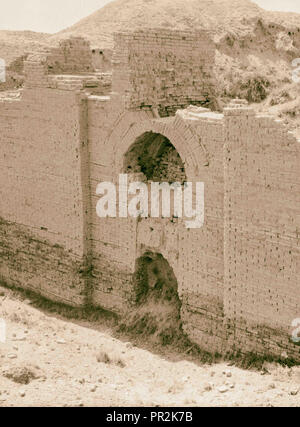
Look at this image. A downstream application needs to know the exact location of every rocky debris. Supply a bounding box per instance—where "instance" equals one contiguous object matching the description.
[2,364,43,385]
[1,289,300,407]
[290,388,299,396]
[12,333,27,342]
[96,351,126,368]
[276,32,297,53]
[204,382,214,392]
[53,0,300,50]
[7,354,17,360]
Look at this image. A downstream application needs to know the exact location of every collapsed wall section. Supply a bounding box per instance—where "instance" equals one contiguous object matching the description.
[112,29,217,116]
[46,37,94,75]
[24,40,111,95]
[91,48,113,72]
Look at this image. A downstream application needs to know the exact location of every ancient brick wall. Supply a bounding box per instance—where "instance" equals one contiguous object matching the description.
[0,32,299,361]
[112,29,217,115]
[224,100,300,359]
[91,48,112,72]
[87,101,154,313]
[46,37,94,75]
[87,101,225,350]
[0,87,89,305]
[24,53,111,96]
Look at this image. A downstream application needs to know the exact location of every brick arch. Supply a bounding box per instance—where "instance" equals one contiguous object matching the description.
[107,111,207,181]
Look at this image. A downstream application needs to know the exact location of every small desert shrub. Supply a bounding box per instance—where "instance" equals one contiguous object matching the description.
[225,351,297,370]
[2,365,42,385]
[226,35,235,47]
[96,351,126,368]
[228,75,271,103]
[270,91,291,106]
[96,351,111,364]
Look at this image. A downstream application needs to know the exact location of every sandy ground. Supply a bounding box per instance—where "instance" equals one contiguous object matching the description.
[0,287,299,408]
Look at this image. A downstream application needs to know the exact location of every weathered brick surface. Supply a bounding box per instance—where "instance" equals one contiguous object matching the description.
[91,48,112,72]
[0,86,89,305]
[223,100,300,360]
[46,37,94,75]
[112,29,217,114]
[0,218,86,306]
[0,32,299,360]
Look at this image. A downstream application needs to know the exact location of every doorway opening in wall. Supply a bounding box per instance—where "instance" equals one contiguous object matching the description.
[118,252,183,346]
[123,131,187,184]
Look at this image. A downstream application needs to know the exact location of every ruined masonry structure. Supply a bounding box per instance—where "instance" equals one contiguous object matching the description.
[0,31,299,361]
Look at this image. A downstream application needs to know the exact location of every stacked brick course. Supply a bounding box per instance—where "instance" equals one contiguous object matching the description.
[0,86,89,306]
[112,29,217,115]
[24,37,111,94]
[223,100,300,359]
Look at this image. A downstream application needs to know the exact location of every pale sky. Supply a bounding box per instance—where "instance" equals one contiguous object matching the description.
[0,0,299,34]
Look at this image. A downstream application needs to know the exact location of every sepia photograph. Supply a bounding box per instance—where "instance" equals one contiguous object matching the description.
[0,0,299,411]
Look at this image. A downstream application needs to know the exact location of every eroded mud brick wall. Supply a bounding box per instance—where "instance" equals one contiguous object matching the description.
[87,98,143,314]
[112,29,216,115]
[24,39,95,90]
[224,101,300,359]
[1,31,299,360]
[87,94,226,348]
[87,28,223,322]
[0,85,89,306]
[24,46,111,95]
[46,37,94,74]
[175,111,225,353]
[91,48,113,72]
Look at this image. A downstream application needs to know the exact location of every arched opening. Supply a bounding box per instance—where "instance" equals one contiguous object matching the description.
[119,252,183,346]
[123,131,187,184]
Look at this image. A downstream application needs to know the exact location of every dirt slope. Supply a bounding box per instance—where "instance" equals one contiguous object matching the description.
[51,0,300,47]
[0,31,49,65]
[52,0,264,47]
[0,287,299,407]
